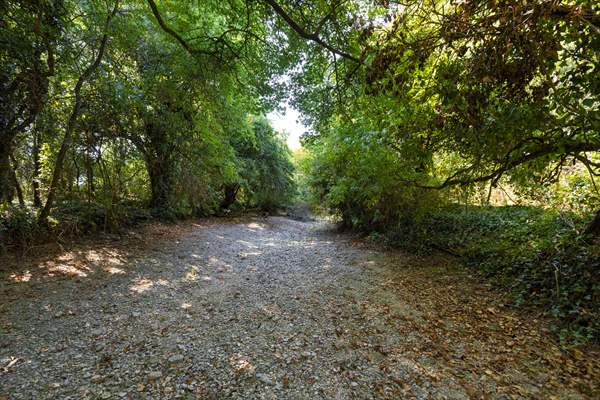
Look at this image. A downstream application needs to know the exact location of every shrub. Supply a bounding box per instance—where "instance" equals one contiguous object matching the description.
[387,205,600,344]
[0,205,39,251]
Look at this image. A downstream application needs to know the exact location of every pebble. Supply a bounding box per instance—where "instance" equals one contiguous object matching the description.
[168,354,184,364]
[255,373,274,386]
[148,371,162,380]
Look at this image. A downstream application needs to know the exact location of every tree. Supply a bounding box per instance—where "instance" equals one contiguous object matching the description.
[38,1,119,224]
[366,0,600,190]
[0,0,64,204]
[225,116,296,210]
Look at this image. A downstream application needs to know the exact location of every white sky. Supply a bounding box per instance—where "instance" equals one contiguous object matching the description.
[267,104,305,150]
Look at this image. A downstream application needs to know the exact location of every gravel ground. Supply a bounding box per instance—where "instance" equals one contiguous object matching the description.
[1,216,598,399]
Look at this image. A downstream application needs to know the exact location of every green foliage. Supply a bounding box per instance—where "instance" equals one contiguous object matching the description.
[0,206,39,251]
[291,148,311,202]
[52,201,151,235]
[1,0,298,230]
[304,106,441,230]
[294,0,600,344]
[2,0,599,346]
[235,116,296,210]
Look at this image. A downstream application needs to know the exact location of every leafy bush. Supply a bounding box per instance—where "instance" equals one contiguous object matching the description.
[305,120,441,231]
[0,205,39,251]
[227,116,297,211]
[52,201,151,235]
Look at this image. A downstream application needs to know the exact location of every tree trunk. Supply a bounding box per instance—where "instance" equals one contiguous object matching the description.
[584,210,600,237]
[86,158,94,202]
[85,139,95,202]
[9,154,25,206]
[221,184,239,209]
[32,130,42,207]
[0,138,15,205]
[147,158,174,210]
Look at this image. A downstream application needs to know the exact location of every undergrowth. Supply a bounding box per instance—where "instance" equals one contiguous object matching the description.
[382,205,600,345]
[0,201,151,253]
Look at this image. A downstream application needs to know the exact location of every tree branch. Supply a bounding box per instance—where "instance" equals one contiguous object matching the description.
[146,0,222,59]
[146,0,196,54]
[261,0,361,64]
[416,140,600,190]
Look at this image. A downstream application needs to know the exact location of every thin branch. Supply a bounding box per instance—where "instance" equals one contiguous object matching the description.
[261,0,361,64]
[146,0,195,54]
[416,141,600,190]
[145,0,220,59]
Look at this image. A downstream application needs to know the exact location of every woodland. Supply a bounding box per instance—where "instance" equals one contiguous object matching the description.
[1,0,600,347]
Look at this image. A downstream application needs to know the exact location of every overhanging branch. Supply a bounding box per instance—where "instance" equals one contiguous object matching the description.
[262,0,361,64]
[146,0,219,59]
[412,141,600,190]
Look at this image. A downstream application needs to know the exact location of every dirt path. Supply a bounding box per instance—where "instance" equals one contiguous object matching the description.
[1,217,598,399]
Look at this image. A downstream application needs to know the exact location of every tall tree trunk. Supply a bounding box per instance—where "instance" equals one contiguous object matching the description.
[147,158,174,210]
[72,147,80,197]
[32,130,42,207]
[86,157,94,202]
[0,137,15,205]
[137,118,177,211]
[9,154,25,206]
[38,3,118,224]
[85,139,95,203]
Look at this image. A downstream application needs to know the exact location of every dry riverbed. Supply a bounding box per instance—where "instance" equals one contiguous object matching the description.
[1,216,598,399]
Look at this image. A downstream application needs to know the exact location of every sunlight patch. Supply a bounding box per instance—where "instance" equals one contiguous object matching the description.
[236,240,258,249]
[246,222,264,230]
[104,267,125,275]
[82,249,125,267]
[240,251,262,257]
[130,278,153,293]
[9,271,32,282]
[44,260,88,277]
[185,266,200,282]
[229,354,255,374]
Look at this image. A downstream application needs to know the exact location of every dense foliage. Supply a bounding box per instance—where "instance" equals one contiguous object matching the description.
[1,0,296,244]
